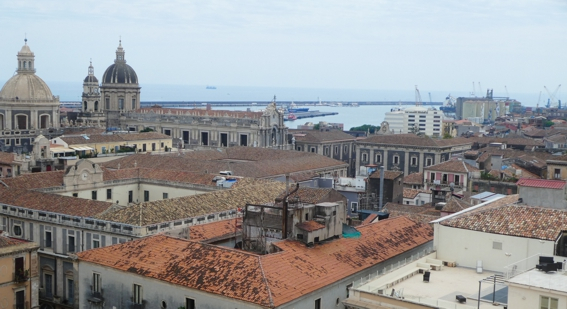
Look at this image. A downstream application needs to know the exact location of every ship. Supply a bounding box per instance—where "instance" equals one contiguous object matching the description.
[206,86,217,90]
[287,102,309,113]
[286,113,297,121]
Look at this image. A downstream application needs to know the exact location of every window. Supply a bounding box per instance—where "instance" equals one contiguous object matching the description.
[93,239,100,249]
[163,193,168,199]
[442,174,448,184]
[344,145,348,153]
[554,168,561,179]
[44,273,54,298]
[411,157,417,166]
[362,153,368,162]
[119,98,124,110]
[132,98,136,109]
[45,231,52,248]
[315,298,321,309]
[310,147,316,153]
[186,298,196,309]
[15,138,20,145]
[426,158,432,166]
[324,147,329,156]
[540,296,558,309]
[13,224,22,236]
[305,213,309,221]
[133,284,143,304]
[5,139,10,145]
[393,155,399,164]
[334,146,338,155]
[72,193,78,197]
[492,241,502,250]
[346,283,353,298]
[106,189,112,200]
[15,257,24,281]
[430,173,436,181]
[92,273,101,293]
[128,190,133,203]
[351,202,358,213]
[68,235,75,252]
[375,154,382,163]
[105,97,110,110]
[91,191,97,200]
[66,278,74,304]
[144,190,149,202]
[455,175,460,185]
[296,146,302,151]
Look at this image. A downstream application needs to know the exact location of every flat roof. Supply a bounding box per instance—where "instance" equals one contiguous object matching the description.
[508,268,567,293]
[353,254,502,308]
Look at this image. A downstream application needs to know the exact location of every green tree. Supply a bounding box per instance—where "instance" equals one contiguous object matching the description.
[140,127,154,132]
[349,124,380,134]
[313,123,320,130]
[443,133,453,139]
[544,120,554,128]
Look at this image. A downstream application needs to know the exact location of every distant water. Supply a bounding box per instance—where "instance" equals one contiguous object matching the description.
[3,81,542,106]
[224,105,400,131]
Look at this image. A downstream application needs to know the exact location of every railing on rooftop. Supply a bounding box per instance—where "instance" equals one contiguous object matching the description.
[503,253,542,279]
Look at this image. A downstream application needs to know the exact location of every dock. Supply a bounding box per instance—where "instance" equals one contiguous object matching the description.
[285,110,338,121]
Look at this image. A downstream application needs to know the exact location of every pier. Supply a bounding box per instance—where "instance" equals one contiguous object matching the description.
[285,110,338,121]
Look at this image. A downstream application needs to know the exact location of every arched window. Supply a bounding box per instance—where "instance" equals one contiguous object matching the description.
[94,101,99,111]
[84,101,88,111]
[28,61,32,69]
[375,154,382,163]
[23,61,26,68]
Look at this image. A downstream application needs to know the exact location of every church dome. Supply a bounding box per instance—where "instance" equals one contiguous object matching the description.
[0,74,54,101]
[101,41,138,85]
[84,75,99,83]
[0,40,56,102]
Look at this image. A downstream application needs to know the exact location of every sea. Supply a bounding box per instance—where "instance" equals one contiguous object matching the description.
[10,81,544,130]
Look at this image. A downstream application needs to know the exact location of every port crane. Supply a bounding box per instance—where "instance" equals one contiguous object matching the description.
[544,85,562,108]
[415,85,422,106]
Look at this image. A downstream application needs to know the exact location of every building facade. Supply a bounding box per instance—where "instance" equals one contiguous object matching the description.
[383,106,444,136]
[0,234,39,309]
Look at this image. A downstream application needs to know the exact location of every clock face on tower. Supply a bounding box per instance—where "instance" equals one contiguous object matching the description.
[81,172,89,181]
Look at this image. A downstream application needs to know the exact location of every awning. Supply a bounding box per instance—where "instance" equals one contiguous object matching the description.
[50,148,76,153]
[69,146,94,151]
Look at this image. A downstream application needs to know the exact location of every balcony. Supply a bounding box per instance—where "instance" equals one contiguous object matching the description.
[14,269,29,283]
[425,180,464,189]
[87,290,104,304]
[13,301,29,309]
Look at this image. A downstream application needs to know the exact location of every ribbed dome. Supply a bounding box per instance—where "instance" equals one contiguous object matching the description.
[0,73,54,101]
[102,63,138,84]
[84,75,99,83]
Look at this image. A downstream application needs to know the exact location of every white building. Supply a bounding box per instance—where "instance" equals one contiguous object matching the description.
[384,106,444,136]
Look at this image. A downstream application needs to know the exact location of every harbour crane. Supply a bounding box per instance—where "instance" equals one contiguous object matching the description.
[478,82,482,97]
[428,92,432,105]
[505,86,509,98]
[415,85,422,106]
[544,85,561,108]
[537,91,542,108]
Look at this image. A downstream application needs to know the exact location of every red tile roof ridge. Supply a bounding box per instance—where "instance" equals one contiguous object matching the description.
[516,178,566,189]
[257,257,275,308]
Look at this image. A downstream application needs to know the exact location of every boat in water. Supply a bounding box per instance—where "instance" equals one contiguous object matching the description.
[287,101,309,113]
[350,102,359,107]
[206,85,217,90]
[286,113,297,121]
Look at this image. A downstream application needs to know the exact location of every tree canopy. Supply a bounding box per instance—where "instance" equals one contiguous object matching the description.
[349,124,380,134]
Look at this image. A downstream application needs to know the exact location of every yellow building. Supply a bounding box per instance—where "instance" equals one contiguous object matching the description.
[0,233,39,309]
[52,132,173,156]
[547,156,567,180]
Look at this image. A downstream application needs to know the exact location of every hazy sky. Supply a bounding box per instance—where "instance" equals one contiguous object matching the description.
[0,0,565,101]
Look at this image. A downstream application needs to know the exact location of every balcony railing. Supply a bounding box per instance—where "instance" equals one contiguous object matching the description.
[14,269,29,283]
[426,180,464,188]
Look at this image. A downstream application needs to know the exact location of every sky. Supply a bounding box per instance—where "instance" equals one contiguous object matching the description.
[0,0,565,103]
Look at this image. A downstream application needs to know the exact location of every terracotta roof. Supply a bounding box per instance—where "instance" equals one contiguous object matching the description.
[1,171,65,190]
[0,152,18,165]
[58,132,171,145]
[441,197,472,213]
[368,170,403,180]
[440,204,567,241]
[404,172,423,185]
[403,188,428,199]
[509,164,540,179]
[78,216,432,307]
[295,220,325,232]
[383,202,440,217]
[0,235,27,248]
[103,148,347,179]
[0,189,112,217]
[189,218,240,242]
[516,178,566,189]
[134,107,263,120]
[424,160,479,173]
[360,213,378,225]
[95,179,287,225]
[277,187,344,205]
[291,129,357,143]
[360,134,473,148]
[468,137,545,147]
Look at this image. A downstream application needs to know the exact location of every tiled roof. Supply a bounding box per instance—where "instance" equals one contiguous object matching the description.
[1,171,65,190]
[102,147,348,179]
[516,178,566,189]
[360,213,378,225]
[59,132,171,145]
[424,160,479,173]
[291,129,357,143]
[440,204,567,241]
[468,137,545,147]
[277,187,343,205]
[134,107,263,120]
[189,219,240,242]
[509,164,540,179]
[403,188,428,199]
[368,170,403,180]
[0,152,18,165]
[360,134,473,148]
[0,189,112,217]
[404,172,423,185]
[95,179,287,225]
[441,197,472,213]
[102,167,218,186]
[383,202,440,217]
[0,235,27,248]
[295,220,325,232]
[78,216,432,307]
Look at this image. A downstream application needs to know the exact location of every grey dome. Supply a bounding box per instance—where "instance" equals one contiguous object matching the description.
[84,75,98,83]
[102,63,138,84]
